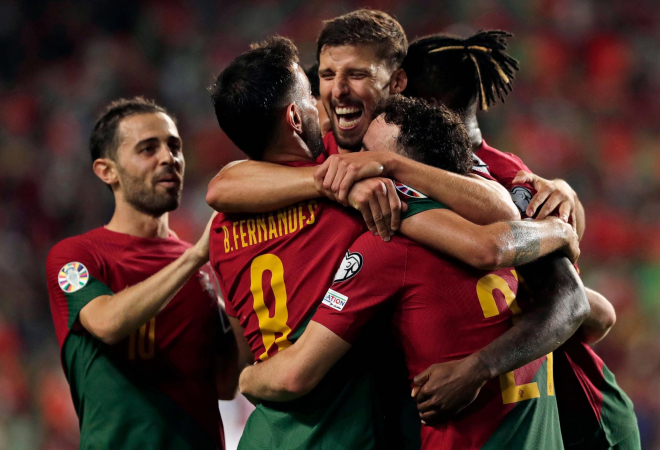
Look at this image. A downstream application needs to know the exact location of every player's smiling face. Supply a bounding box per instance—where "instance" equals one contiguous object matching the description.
[114,112,185,217]
[319,44,395,152]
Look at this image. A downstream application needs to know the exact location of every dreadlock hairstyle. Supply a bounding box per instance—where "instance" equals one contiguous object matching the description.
[402,30,519,113]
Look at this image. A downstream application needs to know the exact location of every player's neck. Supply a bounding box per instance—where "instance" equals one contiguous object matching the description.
[465,113,483,150]
[264,135,316,164]
[106,198,170,239]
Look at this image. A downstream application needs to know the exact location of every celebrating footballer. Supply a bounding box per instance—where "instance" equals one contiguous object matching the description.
[44,6,641,450]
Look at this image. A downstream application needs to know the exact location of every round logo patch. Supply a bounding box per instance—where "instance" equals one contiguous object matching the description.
[58,262,89,293]
[334,251,363,283]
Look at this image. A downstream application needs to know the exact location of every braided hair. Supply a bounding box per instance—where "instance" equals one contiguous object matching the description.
[403,30,519,113]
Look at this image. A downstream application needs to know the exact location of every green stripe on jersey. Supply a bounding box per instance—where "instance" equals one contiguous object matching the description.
[401,198,448,220]
[62,333,216,449]
[65,275,113,329]
[482,358,563,450]
[600,365,640,448]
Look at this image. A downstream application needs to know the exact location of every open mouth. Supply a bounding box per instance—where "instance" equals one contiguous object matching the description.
[335,106,363,130]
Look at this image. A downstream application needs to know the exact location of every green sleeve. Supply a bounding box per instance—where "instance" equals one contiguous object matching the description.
[401,198,448,220]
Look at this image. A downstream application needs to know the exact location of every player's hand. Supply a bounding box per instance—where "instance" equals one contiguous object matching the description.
[191,212,218,264]
[411,356,489,426]
[347,178,408,242]
[512,171,578,228]
[314,152,396,204]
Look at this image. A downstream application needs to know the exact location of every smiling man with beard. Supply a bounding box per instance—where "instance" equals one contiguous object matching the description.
[46,97,238,450]
[206,9,521,239]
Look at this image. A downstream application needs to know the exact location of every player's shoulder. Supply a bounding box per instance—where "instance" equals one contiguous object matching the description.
[47,228,105,263]
[477,140,530,172]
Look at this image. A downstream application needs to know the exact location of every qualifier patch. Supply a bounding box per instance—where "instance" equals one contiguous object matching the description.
[334,251,363,283]
[58,262,89,293]
[394,182,427,199]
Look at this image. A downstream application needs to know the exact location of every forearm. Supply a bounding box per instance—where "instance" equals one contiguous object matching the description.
[80,248,206,344]
[389,156,519,224]
[475,254,589,378]
[239,352,306,402]
[400,210,573,270]
[206,161,319,213]
[579,287,616,345]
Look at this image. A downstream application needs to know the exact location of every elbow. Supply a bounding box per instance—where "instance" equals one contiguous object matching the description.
[279,369,316,398]
[469,234,505,270]
[571,288,591,329]
[206,176,229,212]
[91,324,124,345]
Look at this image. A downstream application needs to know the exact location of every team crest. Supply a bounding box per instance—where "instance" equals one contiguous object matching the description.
[334,251,363,283]
[394,182,427,199]
[510,186,533,217]
[58,262,89,293]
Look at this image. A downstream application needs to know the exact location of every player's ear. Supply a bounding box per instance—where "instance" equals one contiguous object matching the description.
[389,68,407,94]
[93,158,119,187]
[286,102,303,135]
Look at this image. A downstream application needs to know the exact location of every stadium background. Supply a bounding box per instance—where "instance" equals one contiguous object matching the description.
[1,0,659,448]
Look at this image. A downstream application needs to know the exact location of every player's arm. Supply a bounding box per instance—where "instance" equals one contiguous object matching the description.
[413,253,590,425]
[512,171,586,239]
[206,160,404,242]
[316,151,520,225]
[239,321,351,402]
[206,160,320,213]
[578,287,616,345]
[400,208,579,270]
[79,215,215,345]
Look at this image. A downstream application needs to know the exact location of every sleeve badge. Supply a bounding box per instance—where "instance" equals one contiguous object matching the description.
[333,251,363,283]
[58,262,89,293]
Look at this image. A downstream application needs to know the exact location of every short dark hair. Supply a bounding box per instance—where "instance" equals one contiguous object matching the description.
[403,30,519,113]
[317,9,407,70]
[209,36,300,160]
[373,96,472,175]
[305,63,320,98]
[90,97,173,162]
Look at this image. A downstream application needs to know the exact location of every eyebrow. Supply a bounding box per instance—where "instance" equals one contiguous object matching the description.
[135,136,180,148]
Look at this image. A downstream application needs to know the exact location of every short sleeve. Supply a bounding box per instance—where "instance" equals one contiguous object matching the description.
[394,181,448,220]
[312,233,405,344]
[46,239,114,344]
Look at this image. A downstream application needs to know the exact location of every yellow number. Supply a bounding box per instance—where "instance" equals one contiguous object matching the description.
[128,318,156,360]
[476,271,553,404]
[250,254,292,361]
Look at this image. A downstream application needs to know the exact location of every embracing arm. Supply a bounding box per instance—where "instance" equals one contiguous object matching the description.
[399,209,579,270]
[79,216,215,345]
[206,160,320,213]
[412,253,589,424]
[388,155,520,224]
[579,287,616,345]
[475,254,590,378]
[239,321,351,402]
[316,152,519,225]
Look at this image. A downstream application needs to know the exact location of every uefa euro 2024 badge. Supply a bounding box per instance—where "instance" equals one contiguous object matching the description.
[58,262,89,293]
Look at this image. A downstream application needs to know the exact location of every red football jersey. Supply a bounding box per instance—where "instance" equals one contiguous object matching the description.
[208,170,365,361]
[472,140,639,447]
[475,139,537,217]
[313,233,561,449]
[46,227,224,449]
[323,131,340,156]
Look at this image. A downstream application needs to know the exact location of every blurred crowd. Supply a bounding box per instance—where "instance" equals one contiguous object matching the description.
[1,0,659,448]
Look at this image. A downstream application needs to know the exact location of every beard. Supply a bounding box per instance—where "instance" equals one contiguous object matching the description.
[117,165,183,217]
[300,112,325,160]
[331,124,363,152]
